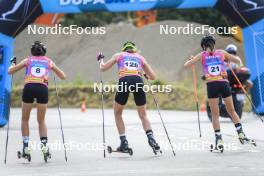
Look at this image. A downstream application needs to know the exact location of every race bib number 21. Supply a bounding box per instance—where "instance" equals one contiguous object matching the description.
[208,65,221,76]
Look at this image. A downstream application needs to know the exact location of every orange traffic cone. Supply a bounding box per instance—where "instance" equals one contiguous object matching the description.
[81,97,87,112]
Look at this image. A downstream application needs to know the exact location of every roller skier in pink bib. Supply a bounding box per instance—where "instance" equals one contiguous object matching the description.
[8,41,66,161]
[97,41,161,155]
[184,35,256,152]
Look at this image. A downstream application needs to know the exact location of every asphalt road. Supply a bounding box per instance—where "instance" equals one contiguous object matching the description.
[0,108,263,176]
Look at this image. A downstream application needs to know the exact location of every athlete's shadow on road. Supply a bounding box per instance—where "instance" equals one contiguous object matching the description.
[210,150,260,157]
[111,155,163,161]
[17,161,60,167]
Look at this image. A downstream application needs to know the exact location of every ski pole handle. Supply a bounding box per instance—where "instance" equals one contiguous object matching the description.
[97,52,105,62]
[10,57,16,65]
[143,73,149,80]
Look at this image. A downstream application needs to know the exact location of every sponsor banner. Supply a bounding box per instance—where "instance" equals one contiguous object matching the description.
[39,0,183,13]
[178,0,217,8]
[243,19,264,113]
[0,0,43,37]
[215,0,264,28]
[0,34,14,127]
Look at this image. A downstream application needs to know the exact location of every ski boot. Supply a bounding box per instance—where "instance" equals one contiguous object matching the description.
[210,136,224,153]
[238,132,256,147]
[108,139,133,156]
[41,144,51,163]
[148,137,162,155]
[116,139,133,155]
[18,146,31,162]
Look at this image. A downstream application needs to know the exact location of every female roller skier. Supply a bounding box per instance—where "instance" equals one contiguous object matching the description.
[184,35,256,151]
[8,41,66,161]
[97,41,161,154]
[225,44,253,92]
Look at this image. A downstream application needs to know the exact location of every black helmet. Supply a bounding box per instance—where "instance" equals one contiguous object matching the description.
[122,41,137,52]
[225,44,237,55]
[201,35,216,51]
[31,41,46,56]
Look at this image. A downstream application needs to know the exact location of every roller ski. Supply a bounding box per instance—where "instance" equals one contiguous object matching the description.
[210,137,224,153]
[238,132,257,147]
[17,147,31,162]
[107,146,133,156]
[148,137,162,155]
[41,145,51,163]
[107,139,133,156]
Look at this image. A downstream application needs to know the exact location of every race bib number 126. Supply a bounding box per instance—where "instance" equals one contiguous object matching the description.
[124,61,139,70]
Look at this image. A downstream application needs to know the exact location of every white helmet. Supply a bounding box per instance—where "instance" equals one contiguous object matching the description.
[225,44,237,55]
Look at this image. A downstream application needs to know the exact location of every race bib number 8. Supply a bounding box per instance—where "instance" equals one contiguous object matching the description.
[124,61,139,70]
[31,66,46,77]
[208,65,221,76]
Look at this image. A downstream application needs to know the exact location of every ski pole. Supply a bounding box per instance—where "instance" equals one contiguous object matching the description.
[4,57,16,164]
[53,76,68,162]
[97,53,106,158]
[144,75,176,156]
[4,75,13,164]
[192,65,202,137]
[227,64,264,122]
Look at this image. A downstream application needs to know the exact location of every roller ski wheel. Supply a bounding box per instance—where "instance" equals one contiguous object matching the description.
[17,148,31,162]
[43,152,51,163]
[17,151,21,159]
[150,143,162,155]
[41,146,51,163]
[107,146,133,156]
[210,140,224,153]
[238,135,257,147]
[152,148,162,155]
[148,138,162,155]
[210,144,213,152]
[107,146,112,154]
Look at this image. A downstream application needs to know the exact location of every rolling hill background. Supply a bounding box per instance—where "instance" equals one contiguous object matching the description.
[13,20,244,84]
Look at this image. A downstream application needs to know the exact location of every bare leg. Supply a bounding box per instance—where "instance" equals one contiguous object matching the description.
[113,102,125,135]
[224,96,255,144]
[37,103,48,137]
[245,80,253,92]
[21,102,33,137]
[208,98,224,148]
[21,102,33,154]
[208,98,220,131]
[114,102,130,150]
[223,96,241,124]
[137,105,160,150]
[37,103,49,155]
[137,105,151,131]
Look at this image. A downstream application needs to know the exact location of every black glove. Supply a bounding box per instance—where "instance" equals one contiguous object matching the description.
[143,74,149,80]
[96,52,104,61]
[10,57,17,65]
[201,75,206,81]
